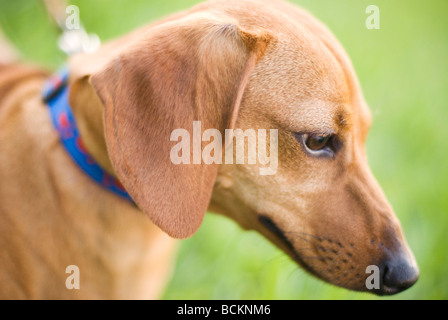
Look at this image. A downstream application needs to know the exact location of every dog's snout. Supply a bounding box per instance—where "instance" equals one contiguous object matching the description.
[378,253,419,295]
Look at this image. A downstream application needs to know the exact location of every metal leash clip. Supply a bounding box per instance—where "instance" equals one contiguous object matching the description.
[43,0,100,55]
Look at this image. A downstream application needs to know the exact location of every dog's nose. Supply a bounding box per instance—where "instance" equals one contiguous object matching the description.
[379,254,419,295]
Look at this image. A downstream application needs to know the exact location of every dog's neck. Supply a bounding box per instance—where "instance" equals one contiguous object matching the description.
[65,28,149,177]
[67,73,115,176]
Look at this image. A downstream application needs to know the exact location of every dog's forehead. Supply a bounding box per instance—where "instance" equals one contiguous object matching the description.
[249,30,352,132]
[274,4,372,134]
[246,13,370,135]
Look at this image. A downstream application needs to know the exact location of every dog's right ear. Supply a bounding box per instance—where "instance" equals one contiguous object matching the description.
[90,14,271,239]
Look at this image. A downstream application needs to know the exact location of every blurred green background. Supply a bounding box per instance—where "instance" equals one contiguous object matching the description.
[0,0,446,300]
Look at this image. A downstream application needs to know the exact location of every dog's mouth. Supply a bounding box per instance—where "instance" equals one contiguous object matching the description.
[258,214,367,291]
[257,215,322,279]
[257,214,419,295]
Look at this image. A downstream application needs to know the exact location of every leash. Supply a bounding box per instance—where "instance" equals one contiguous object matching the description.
[41,1,134,203]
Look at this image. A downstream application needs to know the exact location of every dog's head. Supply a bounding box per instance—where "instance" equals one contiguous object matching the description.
[86,0,418,295]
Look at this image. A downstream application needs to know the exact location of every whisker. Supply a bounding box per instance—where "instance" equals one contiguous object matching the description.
[283,232,322,247]
[299,256,328,261]
[294,247,315,252]
[284,230,335,243]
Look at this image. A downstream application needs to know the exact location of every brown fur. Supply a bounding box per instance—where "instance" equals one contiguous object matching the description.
[0,0,417,299]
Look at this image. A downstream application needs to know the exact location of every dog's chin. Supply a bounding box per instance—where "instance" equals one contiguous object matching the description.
[257,214,420,296]
[257,215,379,295]
[257,215,322,279]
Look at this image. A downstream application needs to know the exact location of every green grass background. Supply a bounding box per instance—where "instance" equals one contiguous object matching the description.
[1,0,446,300]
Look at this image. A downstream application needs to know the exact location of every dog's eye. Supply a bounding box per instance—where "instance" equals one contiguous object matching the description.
[306,134,331,151]
[296,133,340,158]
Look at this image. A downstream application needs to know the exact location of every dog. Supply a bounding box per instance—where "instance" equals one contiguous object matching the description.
[0,0,418,299]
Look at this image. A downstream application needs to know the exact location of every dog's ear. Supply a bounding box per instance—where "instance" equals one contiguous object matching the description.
[90,14,271,238]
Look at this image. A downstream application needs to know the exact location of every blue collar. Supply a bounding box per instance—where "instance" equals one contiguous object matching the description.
[43,67,134,203]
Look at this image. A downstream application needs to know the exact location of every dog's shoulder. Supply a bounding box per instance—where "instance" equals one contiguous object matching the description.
[0,63,47,107]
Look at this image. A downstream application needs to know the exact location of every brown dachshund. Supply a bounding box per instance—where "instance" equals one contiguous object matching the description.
[0,0,418,299]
